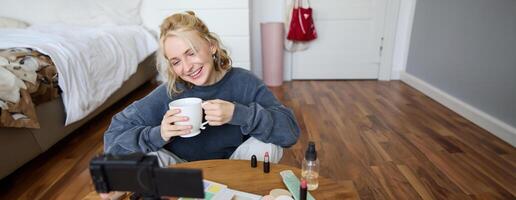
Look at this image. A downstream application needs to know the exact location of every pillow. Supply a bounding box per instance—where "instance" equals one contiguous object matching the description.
[0,17,29,28]
[0,0,142,26]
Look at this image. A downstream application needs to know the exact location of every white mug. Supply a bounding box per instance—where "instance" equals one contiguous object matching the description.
[168,97,209,138]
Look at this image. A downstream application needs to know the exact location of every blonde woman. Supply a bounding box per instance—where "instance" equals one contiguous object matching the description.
[103,12,300,167]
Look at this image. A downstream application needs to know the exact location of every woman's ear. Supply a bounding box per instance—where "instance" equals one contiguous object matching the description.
[209,43,217,55]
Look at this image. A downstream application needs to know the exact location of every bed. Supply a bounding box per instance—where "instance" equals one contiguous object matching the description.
[0,0,158,179]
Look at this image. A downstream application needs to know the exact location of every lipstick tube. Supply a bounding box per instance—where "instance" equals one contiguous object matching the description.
[264,152,270,173]
[300,180,307,200]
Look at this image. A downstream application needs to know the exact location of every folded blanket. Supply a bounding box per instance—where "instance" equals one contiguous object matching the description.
[0,48,59,128]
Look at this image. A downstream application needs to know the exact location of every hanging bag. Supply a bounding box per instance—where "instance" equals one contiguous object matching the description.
[284,0,309,52]
[287,0,317,41]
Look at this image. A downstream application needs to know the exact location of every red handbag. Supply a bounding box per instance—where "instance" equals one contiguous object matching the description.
[287,0,317,41]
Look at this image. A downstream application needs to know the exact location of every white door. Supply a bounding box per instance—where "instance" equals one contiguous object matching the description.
[292,0,388,79]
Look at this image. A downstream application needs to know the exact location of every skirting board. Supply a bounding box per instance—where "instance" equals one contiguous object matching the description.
[400,72,516,147]
[391,70,402,80]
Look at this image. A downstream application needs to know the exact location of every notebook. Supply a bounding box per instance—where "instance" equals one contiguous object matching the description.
[179,180,262,200]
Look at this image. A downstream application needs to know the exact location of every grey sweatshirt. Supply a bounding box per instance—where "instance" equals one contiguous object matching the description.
[104,68,300,161]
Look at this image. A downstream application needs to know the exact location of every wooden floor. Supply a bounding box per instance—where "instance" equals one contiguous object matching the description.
[0,80,514,200]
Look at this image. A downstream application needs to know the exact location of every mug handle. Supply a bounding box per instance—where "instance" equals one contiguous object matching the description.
[200,101,209,130]
[200,121,209,130]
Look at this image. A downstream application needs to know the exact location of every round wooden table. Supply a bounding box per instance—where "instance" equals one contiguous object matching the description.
[172,160,359,199]
[83,160,359,199]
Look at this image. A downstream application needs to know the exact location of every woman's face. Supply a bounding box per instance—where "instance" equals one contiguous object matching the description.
[164,32,216,86]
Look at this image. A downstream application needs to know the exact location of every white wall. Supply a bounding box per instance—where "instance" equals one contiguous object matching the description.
[392,0,416,79]
[250,0,287,79]
[141,0,251,70]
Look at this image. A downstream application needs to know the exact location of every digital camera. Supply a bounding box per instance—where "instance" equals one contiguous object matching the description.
[89,153,204,199]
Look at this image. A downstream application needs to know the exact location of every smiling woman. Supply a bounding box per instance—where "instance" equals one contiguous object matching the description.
[163,30,221,87]
[158,11,233,94]
[103,11,301,172]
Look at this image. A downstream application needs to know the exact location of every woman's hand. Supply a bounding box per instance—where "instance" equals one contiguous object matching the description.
[99,191,126,200]
[160,109,193,141]
[202,99,235,126]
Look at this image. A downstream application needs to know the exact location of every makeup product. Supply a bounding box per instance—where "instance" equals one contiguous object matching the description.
[251,155,257,168]
[261,195,275,200]
[301,142,319,190]
[276,195,294,200]
[269,188,292,197]
[279,170,315,200]
[264,152,270,173]
[300,180,307,200]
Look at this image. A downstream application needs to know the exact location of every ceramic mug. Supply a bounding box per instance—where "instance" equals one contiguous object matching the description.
[168,97,208,138]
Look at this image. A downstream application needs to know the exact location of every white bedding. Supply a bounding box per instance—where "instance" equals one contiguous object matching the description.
[0,25,158,125]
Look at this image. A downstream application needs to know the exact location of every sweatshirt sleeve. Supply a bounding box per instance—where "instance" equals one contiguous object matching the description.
[104,104,166,154]
[103,86,169,154]
[229,82,300,147]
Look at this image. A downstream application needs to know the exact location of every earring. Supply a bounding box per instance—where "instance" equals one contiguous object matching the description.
[212,54,219,66]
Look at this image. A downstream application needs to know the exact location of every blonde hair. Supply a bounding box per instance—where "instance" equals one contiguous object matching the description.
[157,11,232,96]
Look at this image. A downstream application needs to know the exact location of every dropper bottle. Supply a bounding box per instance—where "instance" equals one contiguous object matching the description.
[301,141,319,190]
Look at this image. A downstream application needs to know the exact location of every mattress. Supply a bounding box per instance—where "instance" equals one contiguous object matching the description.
[0,24,158,125]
